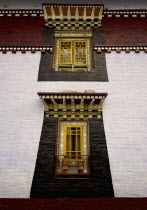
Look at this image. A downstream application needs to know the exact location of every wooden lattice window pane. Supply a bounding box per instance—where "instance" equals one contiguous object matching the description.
[64,126,82,160]
[74,41,87,65]
[59,41,72,65]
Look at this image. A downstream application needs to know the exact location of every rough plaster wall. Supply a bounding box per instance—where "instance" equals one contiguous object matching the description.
[104,52,147,197]
[0,51,147,197]
[0,52,43,198]
[0,0,147,9]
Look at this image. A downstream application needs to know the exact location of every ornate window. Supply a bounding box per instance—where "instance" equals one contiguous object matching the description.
[64,126,82,160]
[43,4,103,73]
[38,91,107,178]
[58,40,88,71]
[54,31,93,72]
[55,120,90,176]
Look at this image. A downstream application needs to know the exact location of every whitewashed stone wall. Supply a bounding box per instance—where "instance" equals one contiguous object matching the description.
[0,51,147,197]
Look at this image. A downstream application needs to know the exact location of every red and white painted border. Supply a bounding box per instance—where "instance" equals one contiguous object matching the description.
[0,10,43,17]
[0,9,147,17]
[0,46,147,53]
[103,10,147,17]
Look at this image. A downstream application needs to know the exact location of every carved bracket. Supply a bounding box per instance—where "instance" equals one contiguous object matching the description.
[38,91,107,119]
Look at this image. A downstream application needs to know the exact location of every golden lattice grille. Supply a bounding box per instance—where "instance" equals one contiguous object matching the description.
[64,126,82,160]
[58,40,87,67]
[59,41,72,65]
[74,41,87,65]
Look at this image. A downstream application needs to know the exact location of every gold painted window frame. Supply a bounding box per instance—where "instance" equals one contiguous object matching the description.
[56,120,90,174]
[58,120,89,157]
[54,31,92,72]
[64,125,83,161]
[74,41,87,66]
[58,40,88,66]
[58,41,72,65]
[57,39,89,71]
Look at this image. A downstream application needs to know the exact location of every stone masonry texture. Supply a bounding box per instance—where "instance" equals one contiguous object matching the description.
[93,28,104,45]
[30,117,114,198]
[42,27,54,46]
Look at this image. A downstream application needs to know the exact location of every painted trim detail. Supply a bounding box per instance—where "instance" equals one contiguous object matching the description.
[38,92,107,119]
[0,9,147,17]
[0,46,147,53]
[43,4,103,29]
[103,10,147,17]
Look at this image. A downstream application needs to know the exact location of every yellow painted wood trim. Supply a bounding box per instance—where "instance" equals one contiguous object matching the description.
[58,40,72,65]
[63,125,83,157]
[74,40,87,66]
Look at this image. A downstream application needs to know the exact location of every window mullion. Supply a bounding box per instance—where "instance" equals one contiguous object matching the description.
[64,126,66,156]
[80,127,82,156]
[70,128,71,159]
[76,128,77,159]
[72,41,74,71]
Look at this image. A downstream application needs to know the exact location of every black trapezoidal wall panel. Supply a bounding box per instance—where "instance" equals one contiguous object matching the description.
[30,118,114,198]
[38,28,108,81]
[38,51,108,81]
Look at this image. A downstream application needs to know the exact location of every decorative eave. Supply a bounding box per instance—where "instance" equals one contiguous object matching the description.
[0,46,52,53]
[1,46,147,53]
[94,46,147,53]
[0,9,43,16]
[38,91,107,119]
[0,9,147,17]
[103,10,147,17]
[43,4,103,30]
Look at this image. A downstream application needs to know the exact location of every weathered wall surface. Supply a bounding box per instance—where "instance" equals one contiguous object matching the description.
[0,51,147,197]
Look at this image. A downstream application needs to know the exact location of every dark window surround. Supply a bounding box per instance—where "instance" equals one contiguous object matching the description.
[30,118,114,198]
[38,51,108,81]
[54,120,91,179]
[38,27,108,81]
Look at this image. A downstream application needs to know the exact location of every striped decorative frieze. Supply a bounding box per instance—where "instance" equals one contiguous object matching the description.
[38,91,107,119]
[0,10,43,16]
[0,46,147,53]
[0,9,147,17]
[43,4,103,30]
[0,46,52,53]
[103,10,147,17]
[94,46,147,53]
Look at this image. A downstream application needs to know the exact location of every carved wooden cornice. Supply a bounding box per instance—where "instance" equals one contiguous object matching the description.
[43,4,103,29]
[38,91,107,119]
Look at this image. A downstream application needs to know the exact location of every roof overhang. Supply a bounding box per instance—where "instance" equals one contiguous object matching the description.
[43,4,104,30]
